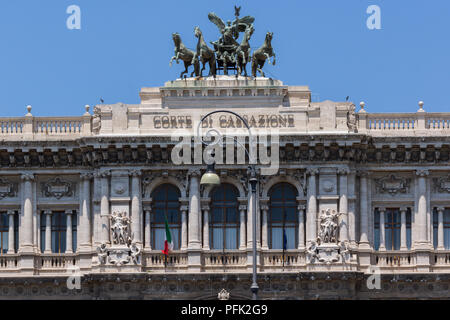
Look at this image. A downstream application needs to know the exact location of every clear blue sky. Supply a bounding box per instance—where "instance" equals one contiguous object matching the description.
[0,0,449,116]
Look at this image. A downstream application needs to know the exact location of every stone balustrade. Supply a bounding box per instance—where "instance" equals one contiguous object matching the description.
[0,106,91,141]
[0,255,19,271]
[432,251,450,269]
[203,251,247,271]
[374,251,417,271]
[359,112,450,135]
[143,251,188,271]
[261,250,306,271]
[36,254,78,273]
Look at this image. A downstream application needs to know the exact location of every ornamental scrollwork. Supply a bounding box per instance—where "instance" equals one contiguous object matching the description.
[41,177,74,199]
[0,178,18,199]
[374,175,411,196]
[433,175,450,193]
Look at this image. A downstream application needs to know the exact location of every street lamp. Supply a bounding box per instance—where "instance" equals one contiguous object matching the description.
[197,110,259,300]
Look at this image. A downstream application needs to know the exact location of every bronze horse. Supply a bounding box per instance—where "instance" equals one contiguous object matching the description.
[169,33,199,78]
[193,26,217,77]
[251,32,276,77]
[235,24,254,77]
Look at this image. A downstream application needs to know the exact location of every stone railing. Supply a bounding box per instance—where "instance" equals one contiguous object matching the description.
[373,251,417,272]
[358,109,450,136]
[0,106,91,141]
[261,250,306,271]
[143,251,188,271]
[203,251,247,271]
[36,254,79,273]
[432,251,450,271]
[0,255,19,271]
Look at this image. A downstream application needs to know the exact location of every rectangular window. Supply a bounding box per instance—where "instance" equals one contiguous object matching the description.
[434,208,450,250]
[374,208,411,251]
[0,213,8,254]
[48,211,66,254]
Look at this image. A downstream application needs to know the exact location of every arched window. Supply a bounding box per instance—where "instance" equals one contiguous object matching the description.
[268,183,298,249]
[210,184,239,250]
[151,184,181,251]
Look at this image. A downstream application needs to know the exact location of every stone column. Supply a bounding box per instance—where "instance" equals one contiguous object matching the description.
[246,182,260,248]
[306,168,318,244]
[180,204,188,250]
[416,169,429,246]
[414,169,431,271]
[239,204,247,250]
[202,204,210,250]
[260,203,269,250]
[378,207,386,251]
[65,210,73,253]
[100,170,110,244]
[188,169,201,249]
[7,210,15,254]
[400,207,408,250]
[298,205,306,249]
[144,206,151,249]
[358,171,370,248]
[79,173,92,251]
[437,207,445,250]
[187,169,201,271]
[130,170,142,245]
[44,210,52,253]
[338,168,349,242]
[20,174,34,253]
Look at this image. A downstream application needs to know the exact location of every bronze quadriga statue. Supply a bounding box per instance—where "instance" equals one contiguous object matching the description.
[170,6,275,78]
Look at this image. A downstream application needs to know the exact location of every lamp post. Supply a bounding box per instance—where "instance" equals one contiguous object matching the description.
[197,110,259,300]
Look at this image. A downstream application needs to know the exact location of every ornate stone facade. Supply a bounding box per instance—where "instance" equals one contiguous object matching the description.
[0,76,450,299]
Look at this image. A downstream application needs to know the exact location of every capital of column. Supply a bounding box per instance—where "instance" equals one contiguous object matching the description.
[65,209,74,215]
[180,205,189,212]
[337,168,350,175]
[7,210,15,216]
[400,207,409,213]
[297,204,306,211]
[43,210,52,216]
[436,207,445,213]
[21,173,34,182]
[356,170,370,178]
[260,204,268,211]
[188,168,201,177]
[80,172,93,180]
[100,170,111,178]
[306,168,319,176]
[129,169,142,177]
[201,205,210,212]
[416,169,430,177]
[378,207,386,213]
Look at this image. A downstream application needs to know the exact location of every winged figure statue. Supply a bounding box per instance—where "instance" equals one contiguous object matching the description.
[208,6,254,47]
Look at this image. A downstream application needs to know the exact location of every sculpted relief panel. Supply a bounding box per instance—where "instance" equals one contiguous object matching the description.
[41,177,75,199]
[433,175,450,193]
[374,175,411,196]
[0,178,18,199]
